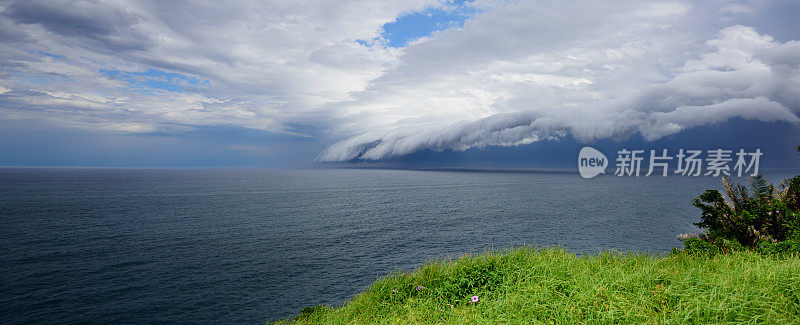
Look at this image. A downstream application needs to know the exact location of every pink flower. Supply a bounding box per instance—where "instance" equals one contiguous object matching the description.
[471,296,479,303]
[392,289,397,292]
[416,286,423,291]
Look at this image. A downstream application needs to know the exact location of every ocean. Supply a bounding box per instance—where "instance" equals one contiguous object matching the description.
[0,167,794,323]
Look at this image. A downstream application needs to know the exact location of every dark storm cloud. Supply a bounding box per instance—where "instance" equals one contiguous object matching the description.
[317,3,800,161]
[4,0,151,51]
[0,0,798,165]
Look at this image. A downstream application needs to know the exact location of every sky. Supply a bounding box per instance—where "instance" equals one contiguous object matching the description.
[0,0,799,167]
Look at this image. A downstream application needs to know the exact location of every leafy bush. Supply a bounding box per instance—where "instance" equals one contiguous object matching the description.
[432,259,503,304]
[293,305,329,321]
[683,237,720,255]
[756,239,800,255]
[685,145,800,254]
[363,254,505,308]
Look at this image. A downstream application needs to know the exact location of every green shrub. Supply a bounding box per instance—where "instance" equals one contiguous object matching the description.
[687,144,800,253]
[293,305,329,321]
[683,237,720,255]
[431,258,503,304]
[717,238,747,254]
[757,239,800,255]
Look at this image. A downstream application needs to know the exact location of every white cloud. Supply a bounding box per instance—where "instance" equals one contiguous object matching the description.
[0,0,798,163]
[634,2,689,17]
[0,0,444,133]
[317,3,800,161]
[720,4,754,14]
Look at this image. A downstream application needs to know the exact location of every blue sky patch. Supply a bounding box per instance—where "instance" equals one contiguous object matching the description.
[370,0,480,48]
[37,51,66,59]
[99,68,207,93]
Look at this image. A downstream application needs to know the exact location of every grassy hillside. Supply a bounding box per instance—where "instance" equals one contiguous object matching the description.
[282,248,800,324]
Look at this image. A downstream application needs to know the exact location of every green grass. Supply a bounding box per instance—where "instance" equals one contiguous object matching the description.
[280,247,800,324]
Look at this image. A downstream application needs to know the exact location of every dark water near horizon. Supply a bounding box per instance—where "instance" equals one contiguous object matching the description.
[0,167,795,323]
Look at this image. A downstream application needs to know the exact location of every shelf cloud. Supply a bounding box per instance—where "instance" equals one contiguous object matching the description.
[317,5,800,161]
[1,0,799,164]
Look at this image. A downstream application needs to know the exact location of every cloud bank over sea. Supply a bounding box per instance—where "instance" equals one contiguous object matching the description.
[1,1,799,165]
